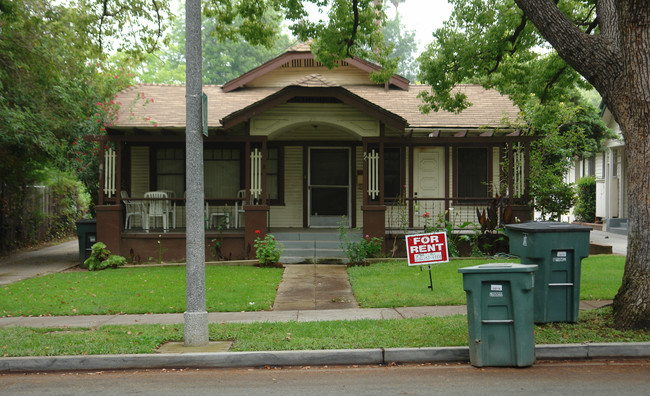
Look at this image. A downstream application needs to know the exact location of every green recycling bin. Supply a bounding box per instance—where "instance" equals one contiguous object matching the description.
[459,263,538,367]
[506,222,591,323]
[75,219,97,264]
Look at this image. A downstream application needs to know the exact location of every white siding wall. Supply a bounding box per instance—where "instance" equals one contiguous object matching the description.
[130,147,150,198]
[269,146,303,227]
[247,65,371,88]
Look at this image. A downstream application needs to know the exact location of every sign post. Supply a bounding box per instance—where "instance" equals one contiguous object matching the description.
[405,232,450,291]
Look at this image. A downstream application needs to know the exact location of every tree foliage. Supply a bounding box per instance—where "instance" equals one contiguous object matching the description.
[138,9,294,85]
[203,0,395,79]
[0,0,142,252]
[419,0,650,329]
[417,0,613,219]
[381,11,418,81]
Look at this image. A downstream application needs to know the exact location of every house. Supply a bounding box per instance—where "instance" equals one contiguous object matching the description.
[92,42,535,262]
[565,106,627,233]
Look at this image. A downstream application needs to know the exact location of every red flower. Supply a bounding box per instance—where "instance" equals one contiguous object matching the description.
[423,212,430,218]
[255,230,261,235]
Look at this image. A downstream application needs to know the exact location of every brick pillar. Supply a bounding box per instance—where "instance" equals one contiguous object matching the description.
[243,204,269,259]
[95,205,122,255]
[362,204,386,252]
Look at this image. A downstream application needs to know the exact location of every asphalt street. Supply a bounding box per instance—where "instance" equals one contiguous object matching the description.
[1,361,649,395]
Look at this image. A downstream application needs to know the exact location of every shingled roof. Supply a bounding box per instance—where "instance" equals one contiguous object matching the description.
[109,83,518,131]
[108,43,519,132]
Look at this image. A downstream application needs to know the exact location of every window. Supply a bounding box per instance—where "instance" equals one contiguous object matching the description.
[267,147,283,204]
[204,148,242,198]
[457,148,488,198]
[384,147,402,199]
[155,147,184,197]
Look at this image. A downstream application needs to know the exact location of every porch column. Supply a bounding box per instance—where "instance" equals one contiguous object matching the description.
[361,137,386,251]
[244,204,269,259]
[362,204,386,251]
[95,205,121,255]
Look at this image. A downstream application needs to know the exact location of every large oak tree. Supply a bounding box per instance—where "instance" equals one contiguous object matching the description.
[511,0,648,329]
[418,0,647,329]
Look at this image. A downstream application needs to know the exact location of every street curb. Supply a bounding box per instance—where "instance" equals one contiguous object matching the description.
[2,343,649,373]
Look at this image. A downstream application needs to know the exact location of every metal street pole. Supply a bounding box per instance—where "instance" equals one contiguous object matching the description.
[184,0,208,346]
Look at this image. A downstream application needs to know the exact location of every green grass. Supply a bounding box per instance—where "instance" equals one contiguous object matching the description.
[0,255,626,318]
[0,266,283,317]
[580,255,625,300]
[1,307,648,357]
[348,258,518,308]
[348,255,626,308]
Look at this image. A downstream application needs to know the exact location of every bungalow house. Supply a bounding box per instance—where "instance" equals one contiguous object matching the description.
[93,42,534,262]
[564,106,627,234]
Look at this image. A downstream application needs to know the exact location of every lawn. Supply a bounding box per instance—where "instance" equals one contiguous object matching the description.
[0,266,283,317]
[348,255,626,308]
[1,307,648,357]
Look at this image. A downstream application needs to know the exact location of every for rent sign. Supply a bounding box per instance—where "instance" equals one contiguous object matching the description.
[405,232,450,266]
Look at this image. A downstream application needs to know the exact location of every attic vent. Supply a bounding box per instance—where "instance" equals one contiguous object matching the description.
[287,97,342,104]
[281,59,348,68]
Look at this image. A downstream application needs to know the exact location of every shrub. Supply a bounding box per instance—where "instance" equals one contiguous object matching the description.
[338,224,383,265]
[253,230,283,267]
[574,176,597,222]
[84,242,126,271]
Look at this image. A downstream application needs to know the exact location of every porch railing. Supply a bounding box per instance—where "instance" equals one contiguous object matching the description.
[386,197,526,233]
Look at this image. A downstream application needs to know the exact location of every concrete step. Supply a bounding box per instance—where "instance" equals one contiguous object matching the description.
[275,230,360,264]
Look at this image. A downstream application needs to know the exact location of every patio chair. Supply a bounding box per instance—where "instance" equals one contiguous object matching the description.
[235,189,246,228]
[121,191,146,230]
[205,202,230,230]
[144,191,169,232]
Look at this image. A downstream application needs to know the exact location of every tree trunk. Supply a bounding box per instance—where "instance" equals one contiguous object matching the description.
[514,0,650,329]
[611,0,650,329]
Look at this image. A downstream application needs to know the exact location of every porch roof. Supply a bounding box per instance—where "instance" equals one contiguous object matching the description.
[108,83,519,133]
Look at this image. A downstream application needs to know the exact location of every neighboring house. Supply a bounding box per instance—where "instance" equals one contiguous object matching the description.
[93,42,535,261]
[562,106,628,235]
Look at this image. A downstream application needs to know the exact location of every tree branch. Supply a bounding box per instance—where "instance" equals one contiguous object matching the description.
[540,65,567,103]
[513,0,622,97]
[343,0,360,57]
[486,12,527,74]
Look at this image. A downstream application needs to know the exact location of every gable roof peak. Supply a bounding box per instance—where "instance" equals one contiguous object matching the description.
[286,40,313,53]
[293,73,339,88]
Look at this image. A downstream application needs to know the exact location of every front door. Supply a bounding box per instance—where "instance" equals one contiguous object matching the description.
[414,147,445,217]
[308,148,350,227]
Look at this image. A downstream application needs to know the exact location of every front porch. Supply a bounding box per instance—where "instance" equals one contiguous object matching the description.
[96,189,532,263]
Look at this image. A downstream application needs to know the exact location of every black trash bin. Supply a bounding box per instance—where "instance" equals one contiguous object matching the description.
[505,221,591,323]
[75,219,97,264]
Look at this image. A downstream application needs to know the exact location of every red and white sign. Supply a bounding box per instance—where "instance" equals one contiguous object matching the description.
[405,232,450,266]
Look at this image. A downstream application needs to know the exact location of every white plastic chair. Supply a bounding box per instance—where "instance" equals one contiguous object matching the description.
[121,191,146,230]
[235,189,246,228]
[144,191,169,232]
[159,190,176,229]
[205,202,230,229]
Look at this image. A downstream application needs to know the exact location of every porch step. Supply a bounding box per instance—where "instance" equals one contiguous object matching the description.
[273,230,361,264]
[606,218,628,236]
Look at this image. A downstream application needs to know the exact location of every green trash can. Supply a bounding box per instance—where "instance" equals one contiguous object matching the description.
[75,219,97,264]
[505,222,591,323]
[458,263,538,367]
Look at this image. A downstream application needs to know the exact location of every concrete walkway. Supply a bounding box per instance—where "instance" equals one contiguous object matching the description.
[273,264,359,310]
[0,240,78,286]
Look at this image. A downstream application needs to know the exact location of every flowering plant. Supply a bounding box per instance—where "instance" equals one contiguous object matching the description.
[253,230,283,267]
[338,223,383,265]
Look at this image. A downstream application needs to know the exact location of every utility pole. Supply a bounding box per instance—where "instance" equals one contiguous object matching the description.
[184,0,208,346]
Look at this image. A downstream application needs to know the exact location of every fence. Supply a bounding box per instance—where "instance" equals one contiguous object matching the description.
[386,197,507,232]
